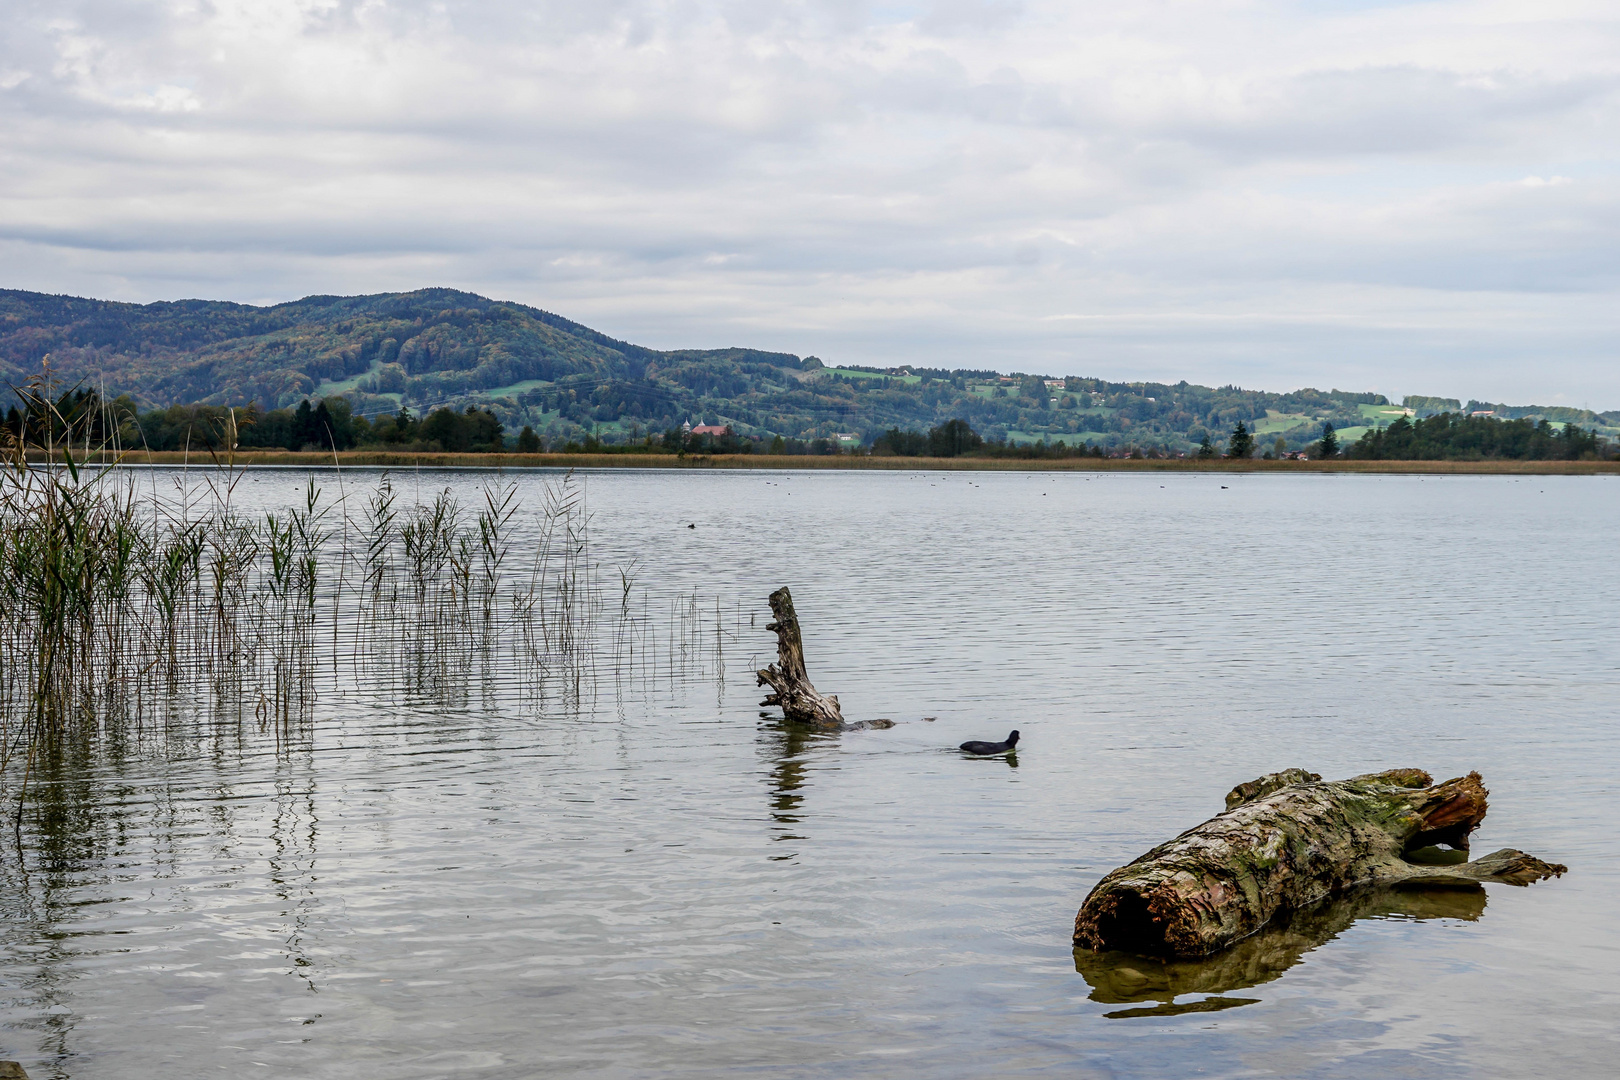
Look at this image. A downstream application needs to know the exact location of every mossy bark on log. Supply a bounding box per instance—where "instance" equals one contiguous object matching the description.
[1074,768,1567,958]
[756,587,848,730]
[1224,768,1322,810]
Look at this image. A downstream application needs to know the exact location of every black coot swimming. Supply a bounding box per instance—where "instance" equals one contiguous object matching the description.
[959,730,1019,756]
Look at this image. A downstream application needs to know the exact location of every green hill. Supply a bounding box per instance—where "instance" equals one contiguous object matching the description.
[3,287,1615,452]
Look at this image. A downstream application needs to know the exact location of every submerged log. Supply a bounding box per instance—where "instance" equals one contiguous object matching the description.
[1073,768,1567,958]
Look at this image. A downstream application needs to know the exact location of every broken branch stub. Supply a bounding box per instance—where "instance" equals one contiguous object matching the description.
[756,586,846,730]
[1073,768,1567,959]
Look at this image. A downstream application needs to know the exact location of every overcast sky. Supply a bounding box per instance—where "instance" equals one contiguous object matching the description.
[3,1,1617,405]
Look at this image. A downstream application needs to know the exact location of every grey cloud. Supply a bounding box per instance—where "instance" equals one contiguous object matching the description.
[1,0,1617,403]
[920,0,1025,35]
[1161,66,1619,158]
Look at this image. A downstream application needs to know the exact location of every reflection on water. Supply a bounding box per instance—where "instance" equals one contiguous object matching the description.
[1075,887,1489,1018]
[760,718,827,855]
[0,469,1614,1080]
[268,757,324,997]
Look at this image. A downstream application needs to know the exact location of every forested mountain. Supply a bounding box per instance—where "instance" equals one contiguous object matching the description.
[0,287,795,414]
[3,287,1616,453]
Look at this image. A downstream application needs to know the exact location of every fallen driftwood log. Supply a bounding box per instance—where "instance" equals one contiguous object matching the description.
[1073,768,1566,958]
[757,587,892,731]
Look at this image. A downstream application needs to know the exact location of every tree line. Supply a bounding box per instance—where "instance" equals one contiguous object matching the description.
[1,391,510,454]
[1199,415,1610,460]
[7,386,1612,463]
[0,387,862,458]
[1346,414,1604,461]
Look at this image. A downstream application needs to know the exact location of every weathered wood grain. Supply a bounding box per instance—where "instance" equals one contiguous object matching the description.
[1074,768,1567,958]
[756,587,851,730]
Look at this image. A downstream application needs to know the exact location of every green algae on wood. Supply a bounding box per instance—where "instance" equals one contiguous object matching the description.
[1074,769,1567,959]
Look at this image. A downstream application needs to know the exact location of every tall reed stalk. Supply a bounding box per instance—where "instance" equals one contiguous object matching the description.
[2,378,731,826]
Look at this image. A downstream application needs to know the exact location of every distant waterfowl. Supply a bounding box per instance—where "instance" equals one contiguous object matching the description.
[959,730,1019,756]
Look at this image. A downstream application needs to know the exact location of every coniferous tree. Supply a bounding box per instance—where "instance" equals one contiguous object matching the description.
[394,407,418,443]
[289,400,316,450]
[312,401,336,450]
[1196,434,1214,458]
[1317,422,1339,458]
[1227,421,1254,459]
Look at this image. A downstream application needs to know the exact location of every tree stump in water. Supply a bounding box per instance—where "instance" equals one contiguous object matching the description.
[757,587,891,731]
[1073,768,1567,958]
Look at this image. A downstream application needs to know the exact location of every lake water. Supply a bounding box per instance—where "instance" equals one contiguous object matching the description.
[2,468,1617,1078]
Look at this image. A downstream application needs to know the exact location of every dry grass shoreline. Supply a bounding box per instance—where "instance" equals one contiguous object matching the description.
[28,450,1620,474]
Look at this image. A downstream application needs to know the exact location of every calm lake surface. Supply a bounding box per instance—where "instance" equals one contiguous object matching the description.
[2,468,1617,1078]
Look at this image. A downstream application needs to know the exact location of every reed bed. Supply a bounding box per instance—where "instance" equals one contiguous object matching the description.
[0,437,743,819]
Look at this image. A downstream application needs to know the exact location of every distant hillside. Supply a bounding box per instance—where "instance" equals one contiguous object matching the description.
[3,287,1615,452]
[0,286,797,411]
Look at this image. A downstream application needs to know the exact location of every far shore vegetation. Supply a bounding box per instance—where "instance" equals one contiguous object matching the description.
[8,289,1620,459]
[7,381,1615,473]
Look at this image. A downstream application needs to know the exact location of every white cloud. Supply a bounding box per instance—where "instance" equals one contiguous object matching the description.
[1,0,1618,402]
